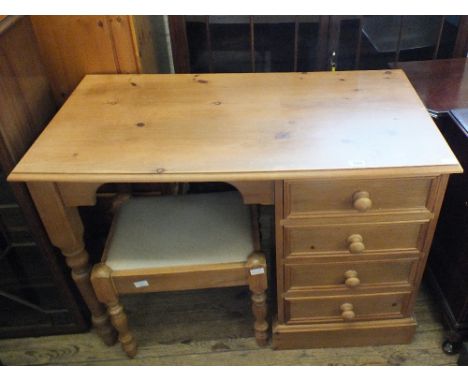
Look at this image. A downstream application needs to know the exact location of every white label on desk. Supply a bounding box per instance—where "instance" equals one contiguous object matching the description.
[133,280,150,288]
[250,268,265,276]
[348,159,366,167]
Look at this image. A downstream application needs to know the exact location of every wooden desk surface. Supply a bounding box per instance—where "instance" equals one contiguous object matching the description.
[395,58,468,115]
[8,70,461,183]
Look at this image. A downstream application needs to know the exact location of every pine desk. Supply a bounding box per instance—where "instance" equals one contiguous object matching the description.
[8,71,462,349]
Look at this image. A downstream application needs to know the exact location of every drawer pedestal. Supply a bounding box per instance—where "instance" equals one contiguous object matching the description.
[273,175,449,349]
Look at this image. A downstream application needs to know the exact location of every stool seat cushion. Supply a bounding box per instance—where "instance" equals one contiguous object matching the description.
[104,192,254,270]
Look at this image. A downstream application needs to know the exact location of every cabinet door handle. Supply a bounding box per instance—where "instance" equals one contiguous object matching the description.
[344,270,360,287]
[347,234,365,253]
[340,303,355,321]
[353,191,372,211]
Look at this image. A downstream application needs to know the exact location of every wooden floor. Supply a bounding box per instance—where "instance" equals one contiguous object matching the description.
[0,282,457,366]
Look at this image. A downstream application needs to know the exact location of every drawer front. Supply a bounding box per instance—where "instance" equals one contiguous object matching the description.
[284,221,424,257]
[285,292,410,324]
[285,177,433,218]
[284,257,418,291]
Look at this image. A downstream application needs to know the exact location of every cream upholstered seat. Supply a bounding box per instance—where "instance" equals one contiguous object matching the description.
[105,192,254,270]
[91,191,269,358]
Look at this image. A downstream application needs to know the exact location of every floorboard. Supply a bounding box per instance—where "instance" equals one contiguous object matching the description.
[0,282,457,366]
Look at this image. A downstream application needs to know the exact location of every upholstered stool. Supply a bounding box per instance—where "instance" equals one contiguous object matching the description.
[91,191,268,358]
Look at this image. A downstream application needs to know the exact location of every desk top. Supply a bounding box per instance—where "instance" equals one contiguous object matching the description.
[394,58,468,115]
[8,70,461,183]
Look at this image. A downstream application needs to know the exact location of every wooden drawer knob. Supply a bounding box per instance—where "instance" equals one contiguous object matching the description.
[353,191,372,212]
[347,234,365,254]
[344,270,360,288]
[340,303,355,321]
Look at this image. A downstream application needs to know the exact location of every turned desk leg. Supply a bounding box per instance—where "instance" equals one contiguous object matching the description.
[247,251,269,346]
[27,182,117,346]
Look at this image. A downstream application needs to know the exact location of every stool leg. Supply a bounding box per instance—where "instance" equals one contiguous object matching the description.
[247,251,269,346]
[91,263,137,358]
[107,300,137,358]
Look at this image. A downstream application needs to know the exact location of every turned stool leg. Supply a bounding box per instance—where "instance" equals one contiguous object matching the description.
[247,251,269,346]
[107,300,137,358]
[91,263,137,358]
[65,246,116,345]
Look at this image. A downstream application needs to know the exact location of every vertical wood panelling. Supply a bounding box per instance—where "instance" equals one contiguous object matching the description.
[105,16,140,74]
[432,16,445,60]
[205,16,213,73]
[31,16,139,105]
[250,16,255,72]
[394,16,404,64]
[328,16,341,69]
[129,16,160,74]
[293,17,299,72]
[168,16,191,73]
[453,16,468,57]
[354,17,363,69]
[316,16,330,71]
[0,16,56,165]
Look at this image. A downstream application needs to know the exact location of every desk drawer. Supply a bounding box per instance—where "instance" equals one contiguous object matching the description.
[285,292,410,324]
[284,221,424,257]
[285,178,433,218]
[284,257,419,291]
